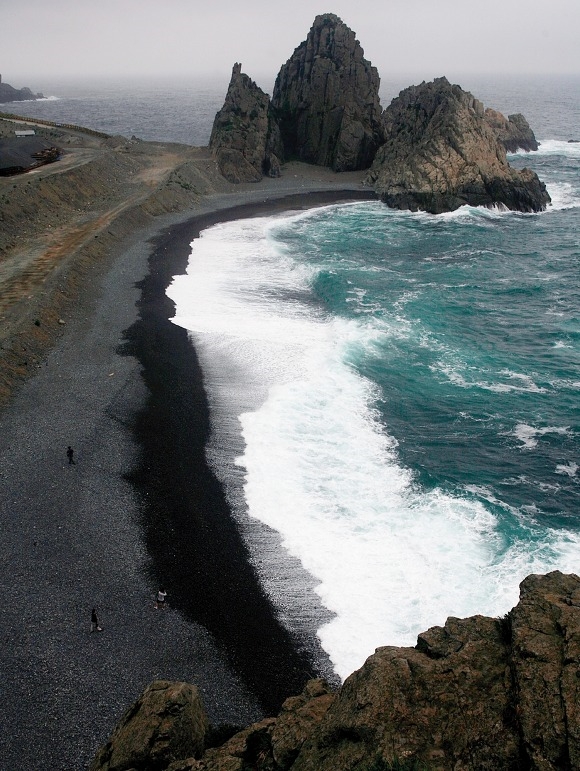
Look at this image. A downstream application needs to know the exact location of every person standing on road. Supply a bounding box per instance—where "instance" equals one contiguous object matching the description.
[67,446,76,465]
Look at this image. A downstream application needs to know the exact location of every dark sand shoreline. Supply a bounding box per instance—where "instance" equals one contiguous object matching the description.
[0,185,375,770]
[123,190,378,713]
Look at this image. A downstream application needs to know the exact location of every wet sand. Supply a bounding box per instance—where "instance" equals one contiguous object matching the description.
[0,174,375,770]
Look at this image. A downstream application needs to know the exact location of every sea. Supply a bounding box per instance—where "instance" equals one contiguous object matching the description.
[9,73,580,680]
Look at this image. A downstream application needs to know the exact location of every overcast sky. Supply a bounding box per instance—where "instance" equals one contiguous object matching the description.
[3,0,579,89]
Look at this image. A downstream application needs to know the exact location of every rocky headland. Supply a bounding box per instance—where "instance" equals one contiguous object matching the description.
[209,15,548,214]
[90,572,580,771]
[0,78,44,103]
[209,13,385,181]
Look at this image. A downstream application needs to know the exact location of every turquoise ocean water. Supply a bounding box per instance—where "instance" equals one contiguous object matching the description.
[12,73,580,679]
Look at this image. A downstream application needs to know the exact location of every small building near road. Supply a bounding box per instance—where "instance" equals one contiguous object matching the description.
[0,136,60,176]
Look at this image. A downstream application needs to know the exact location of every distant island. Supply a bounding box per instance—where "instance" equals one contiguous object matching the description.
[0,75,44,103]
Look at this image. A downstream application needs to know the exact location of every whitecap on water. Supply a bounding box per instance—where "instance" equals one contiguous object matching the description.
[545,182,580,211]
[531,139,580,158]
[556,462,578,477]
[434,362,548,394]
[512,423,572,450]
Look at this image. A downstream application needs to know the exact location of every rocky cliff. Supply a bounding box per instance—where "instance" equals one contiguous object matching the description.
[209,63,283,183]
[271,13,384,171]
[90,571,580,771]
[366,78,549,214]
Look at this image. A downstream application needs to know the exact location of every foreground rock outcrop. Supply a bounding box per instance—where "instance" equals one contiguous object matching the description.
[271,13,384,171]
[209,63,283,183]
[91,571,580,771]
[366,77,550,214]
[90,681,208,771]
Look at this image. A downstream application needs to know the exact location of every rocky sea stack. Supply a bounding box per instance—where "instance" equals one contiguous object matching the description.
[91,572,580,771]
[209,63,283,183]
[366,77,550,214]
[271,13,385,171]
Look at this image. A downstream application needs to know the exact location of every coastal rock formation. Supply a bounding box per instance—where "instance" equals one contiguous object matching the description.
[89,680,208,771]
[91,572,580,771]
[209,17,548,213]
[485,108,540,152]
[271,13,384,171]
[209,63,282,183]
[366,77,550,214]
[0,79,44,103]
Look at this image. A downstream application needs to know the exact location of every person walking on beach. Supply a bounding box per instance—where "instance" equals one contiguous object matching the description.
[67,446,76,465]
[155,587,167,609]
[90,608,102,632]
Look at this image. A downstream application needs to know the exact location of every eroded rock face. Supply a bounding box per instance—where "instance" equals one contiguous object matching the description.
[91,573,580,771]
[270,678,335,769]
[367,77,550,213]
[289,571,580,771]
[165,680,334,771]
[510,573,580,770]
[90,680,208,771]
[485,108,540,152]
[209,63,282,183]
[271,13,384,171]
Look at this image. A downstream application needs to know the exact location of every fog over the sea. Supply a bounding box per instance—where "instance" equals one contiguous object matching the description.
[3,0,579,92]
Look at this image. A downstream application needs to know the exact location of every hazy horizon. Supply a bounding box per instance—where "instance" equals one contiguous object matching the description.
[3,0,579,92]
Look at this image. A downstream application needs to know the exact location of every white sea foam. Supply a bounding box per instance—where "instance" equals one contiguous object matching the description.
[556,462,578,477]
[167,207,580,680]
[532,139,580,158]
[419,204,513,224]
[435,362,548,394]
[9,95,59,102]
[545,182,580,211]
[513,423,572,450]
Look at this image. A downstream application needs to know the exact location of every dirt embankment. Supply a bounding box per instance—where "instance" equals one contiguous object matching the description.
[0,118,237,405]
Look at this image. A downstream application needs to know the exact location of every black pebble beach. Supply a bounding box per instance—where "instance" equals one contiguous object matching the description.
[0,185,374,770]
